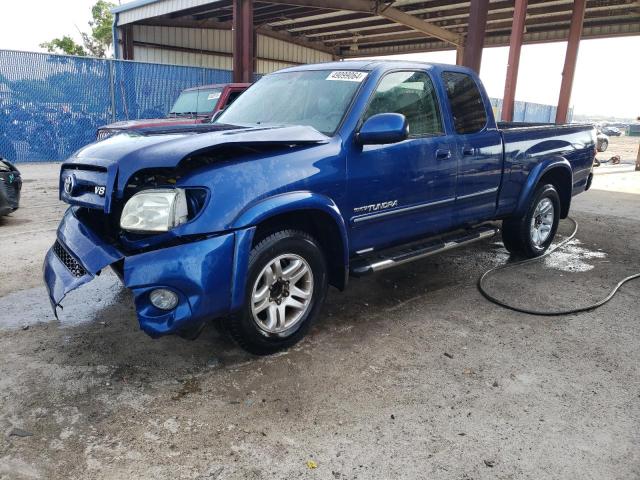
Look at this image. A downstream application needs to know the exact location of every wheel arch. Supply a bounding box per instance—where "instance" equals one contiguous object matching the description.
[515,157,573,219]
[229,192,350,311]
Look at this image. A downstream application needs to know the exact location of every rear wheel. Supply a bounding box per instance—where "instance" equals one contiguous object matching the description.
[501,184,560,258]
[599,139,608,152]
[227,230,328,355]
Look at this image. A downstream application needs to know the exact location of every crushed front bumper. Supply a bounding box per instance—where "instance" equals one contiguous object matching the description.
[43,208,236,337]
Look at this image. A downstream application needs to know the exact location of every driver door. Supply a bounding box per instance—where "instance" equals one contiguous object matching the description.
[347,70,457,253]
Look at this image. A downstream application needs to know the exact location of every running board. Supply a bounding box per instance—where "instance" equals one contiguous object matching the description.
[350,225,499,277]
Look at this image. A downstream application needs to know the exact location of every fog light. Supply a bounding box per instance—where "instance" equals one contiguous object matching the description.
[149,289,178,310]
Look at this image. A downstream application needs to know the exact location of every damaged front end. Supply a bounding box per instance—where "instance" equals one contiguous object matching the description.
[44,207,235,337]
[43,124,328,337]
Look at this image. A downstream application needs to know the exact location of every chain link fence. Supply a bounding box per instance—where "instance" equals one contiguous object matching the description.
[0,50,232,163]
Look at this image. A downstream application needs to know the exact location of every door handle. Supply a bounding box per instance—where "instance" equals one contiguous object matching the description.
[435,148,451,160]
[462,146,475,156]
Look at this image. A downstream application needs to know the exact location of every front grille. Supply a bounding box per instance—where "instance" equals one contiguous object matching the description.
[96,129,119,141]
[53,241,88,278]
[60,166,109,212]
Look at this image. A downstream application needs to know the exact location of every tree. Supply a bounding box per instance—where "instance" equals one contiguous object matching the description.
[40,1,116,58]
[40,36,87,57]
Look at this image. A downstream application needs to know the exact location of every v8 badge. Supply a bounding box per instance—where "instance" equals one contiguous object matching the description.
[94,186,106,197]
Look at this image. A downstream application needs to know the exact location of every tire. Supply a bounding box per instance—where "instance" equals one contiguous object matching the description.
[227,229,328,355]
[599,139,608,152]
[501,184,561,258]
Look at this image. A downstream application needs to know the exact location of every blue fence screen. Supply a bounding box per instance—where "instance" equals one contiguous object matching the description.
[489,97,573,124]
[0,50,232,162]
[1,49,573,163]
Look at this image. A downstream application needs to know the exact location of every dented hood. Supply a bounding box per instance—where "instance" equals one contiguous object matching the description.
[100,117,201,130]
[65,123,330,196]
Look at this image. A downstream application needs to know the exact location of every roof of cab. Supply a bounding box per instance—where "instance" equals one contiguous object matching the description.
[275,59,475,76]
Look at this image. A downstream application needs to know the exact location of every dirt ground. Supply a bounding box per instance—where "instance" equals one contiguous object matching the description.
[0,136,639,479]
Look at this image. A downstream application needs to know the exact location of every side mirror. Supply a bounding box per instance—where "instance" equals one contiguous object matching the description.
[356,113,409,145]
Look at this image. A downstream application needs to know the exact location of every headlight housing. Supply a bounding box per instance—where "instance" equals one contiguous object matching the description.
[120,189,189,232]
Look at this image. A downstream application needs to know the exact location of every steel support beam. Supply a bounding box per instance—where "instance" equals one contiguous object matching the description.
[265,0,461,45]
[501,0,528,121]
[233,0,254,83]
[462,0,490,72]
[555,0,586,123]
[456,44,464,65]
[257,25,337,55]
[378,6,461,45]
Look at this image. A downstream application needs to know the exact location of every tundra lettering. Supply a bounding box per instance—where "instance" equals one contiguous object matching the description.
[354,200,399,214]
[44,60,596,355]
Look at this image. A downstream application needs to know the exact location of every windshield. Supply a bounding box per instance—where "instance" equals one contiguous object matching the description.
[169,88,222,115]
[216,70,367,135]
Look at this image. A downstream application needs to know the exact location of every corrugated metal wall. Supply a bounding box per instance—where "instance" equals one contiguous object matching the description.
[118,0,215,25]
[128,25,333,74]
[256,35,332,74]
[132,25,233,70]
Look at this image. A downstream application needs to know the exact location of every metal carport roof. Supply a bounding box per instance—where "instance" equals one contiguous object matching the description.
[114,0,640,58]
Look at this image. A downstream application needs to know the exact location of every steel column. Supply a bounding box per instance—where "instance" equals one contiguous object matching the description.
[121,24,134,60]
[462,0,490,72]
[233,0,254,83]
[555,0,586,124]
[501,0,528,122]
[456,44,464,66]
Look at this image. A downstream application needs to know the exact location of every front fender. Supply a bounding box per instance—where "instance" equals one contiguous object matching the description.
[228,191,349,310]
[231,191,349,259]
[514,156,572,217]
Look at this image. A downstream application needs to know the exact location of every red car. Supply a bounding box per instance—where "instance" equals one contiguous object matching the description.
[96,83,250,140]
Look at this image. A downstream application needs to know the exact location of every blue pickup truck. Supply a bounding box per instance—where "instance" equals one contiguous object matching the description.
[44,60,596,354]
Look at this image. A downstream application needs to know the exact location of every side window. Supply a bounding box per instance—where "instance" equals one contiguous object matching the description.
[225,90,243,107]
[364,71,443,137]
[441,71,487,134]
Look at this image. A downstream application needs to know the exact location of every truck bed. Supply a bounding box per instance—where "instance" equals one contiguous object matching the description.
[495,122,596,218]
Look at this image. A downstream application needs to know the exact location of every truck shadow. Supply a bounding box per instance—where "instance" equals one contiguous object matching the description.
[33,238,509,382]
[9,217,602,404]
[0,214,32,227]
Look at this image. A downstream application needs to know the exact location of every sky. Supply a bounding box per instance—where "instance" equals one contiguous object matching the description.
[0,0,638,119]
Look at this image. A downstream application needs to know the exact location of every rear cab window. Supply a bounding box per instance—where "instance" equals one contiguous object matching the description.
[364,70,443,137]
[441,71,487,134]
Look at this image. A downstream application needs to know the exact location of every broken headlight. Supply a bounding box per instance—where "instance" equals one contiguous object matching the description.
[120,189,188,233]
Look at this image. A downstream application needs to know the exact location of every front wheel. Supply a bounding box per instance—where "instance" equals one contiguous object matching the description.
[501,184,561,258]
[227,230,328,355]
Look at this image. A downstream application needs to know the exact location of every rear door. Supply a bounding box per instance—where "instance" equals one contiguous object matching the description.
[347,70,457,252]
[441,71,503,224]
